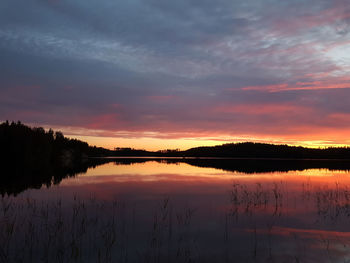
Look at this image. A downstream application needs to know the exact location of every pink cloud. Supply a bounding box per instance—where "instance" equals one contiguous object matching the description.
[146,95,177,103]
[213,103,311,115]
[241,79,350,92]
[86,113,122,130]
[272,4,350,35]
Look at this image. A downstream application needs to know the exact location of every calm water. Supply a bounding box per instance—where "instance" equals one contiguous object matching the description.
[2,159,350,262]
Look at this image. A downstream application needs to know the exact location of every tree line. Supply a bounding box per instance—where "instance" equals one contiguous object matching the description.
[3,121,350,161]
[0,121,111,195]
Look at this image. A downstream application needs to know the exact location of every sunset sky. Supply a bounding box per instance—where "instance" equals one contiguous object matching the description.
[1,0,350,150]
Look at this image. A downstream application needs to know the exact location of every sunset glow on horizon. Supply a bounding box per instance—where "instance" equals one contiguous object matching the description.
[66,135,350,151]
[65,128,350,151]
[1,0,350,149]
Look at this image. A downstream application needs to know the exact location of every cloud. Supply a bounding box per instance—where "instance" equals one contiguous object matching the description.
[1,0,350,147]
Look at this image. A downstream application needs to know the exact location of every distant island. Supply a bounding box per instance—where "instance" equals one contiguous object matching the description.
[114,143,350,159]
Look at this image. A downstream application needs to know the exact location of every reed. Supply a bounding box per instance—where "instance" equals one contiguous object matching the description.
[2,180,350,262]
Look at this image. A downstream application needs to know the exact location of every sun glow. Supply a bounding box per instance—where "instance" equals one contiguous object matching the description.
[66,134,350,151]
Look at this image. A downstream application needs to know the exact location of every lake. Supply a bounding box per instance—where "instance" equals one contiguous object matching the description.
[2,158,350,262]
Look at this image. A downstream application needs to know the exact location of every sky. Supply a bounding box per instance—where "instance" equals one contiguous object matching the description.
[1,0,350,150]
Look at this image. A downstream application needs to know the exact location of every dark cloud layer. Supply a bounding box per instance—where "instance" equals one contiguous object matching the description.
[1,0,350,146]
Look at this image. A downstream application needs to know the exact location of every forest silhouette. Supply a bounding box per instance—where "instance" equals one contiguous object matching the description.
[0,121,110,195]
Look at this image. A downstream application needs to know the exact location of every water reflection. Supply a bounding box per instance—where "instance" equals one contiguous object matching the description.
[2,160,350,262]
[3,157,350,196]
[111,157,350,173]
[0,158,111,196]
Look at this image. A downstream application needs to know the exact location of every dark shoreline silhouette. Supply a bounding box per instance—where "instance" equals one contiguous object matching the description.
[3,121,350,160]
[0,121,111,195]
[2,121,350,195]
[113,144,350,159]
